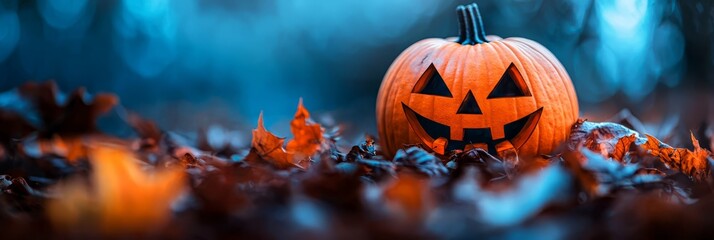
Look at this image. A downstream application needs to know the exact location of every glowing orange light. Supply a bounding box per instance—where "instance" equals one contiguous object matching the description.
[48,146,185,234]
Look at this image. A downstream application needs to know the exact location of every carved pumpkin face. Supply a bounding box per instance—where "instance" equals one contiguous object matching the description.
[402,62,544,155]
[376,3,578,158]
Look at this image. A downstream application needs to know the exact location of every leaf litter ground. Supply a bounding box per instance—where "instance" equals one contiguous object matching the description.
[1,81,714,239]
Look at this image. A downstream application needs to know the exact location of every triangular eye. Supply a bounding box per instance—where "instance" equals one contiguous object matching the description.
[457,90,482,114]
[412,64,453,97]
[487,63,531,99]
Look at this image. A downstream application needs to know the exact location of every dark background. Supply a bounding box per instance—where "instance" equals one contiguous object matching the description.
[0,0,712,141]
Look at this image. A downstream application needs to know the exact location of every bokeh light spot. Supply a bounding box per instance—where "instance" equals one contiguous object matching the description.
[37,0,89,29]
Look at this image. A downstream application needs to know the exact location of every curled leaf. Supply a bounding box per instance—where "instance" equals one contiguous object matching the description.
[570,120,711,182]
[452,148,513,181]
[611,134,637,162]
[641,133,711,181]
[394,147,448,177]
[569,120,647,160]
[250,112,298,169]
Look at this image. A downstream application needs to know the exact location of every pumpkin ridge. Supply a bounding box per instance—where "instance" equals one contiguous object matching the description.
[508,40,569,127]
[453,44,475,140]
[522,42,561,154]
[402,44,446,151]
[404,42,456,148]
[380,42,434,155]
[509,38,578,121]
[431,43,462,141]
[483,41,507,137]
[378,46,410,155]
[497,40,551,153]
[512,38,573,109]
[497,42,533,143]
[475,43,489,137]
[532,41,577,121]
[505,40,571,154]
[506,38,577,113]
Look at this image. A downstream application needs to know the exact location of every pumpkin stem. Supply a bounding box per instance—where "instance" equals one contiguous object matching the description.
[456,3,488,45]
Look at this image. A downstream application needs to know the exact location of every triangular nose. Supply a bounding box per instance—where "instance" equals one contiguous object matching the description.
[457,90,482,114]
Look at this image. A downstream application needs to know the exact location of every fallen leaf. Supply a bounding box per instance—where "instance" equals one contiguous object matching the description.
[286,98,324,167]
[578,149,662,196]
[47,146,185,234]
[570,120,711,183]
[641,133,711,181]
[393,147,448,177]
[452,148,512,181]
[611,134,637,162]
[356,158,396,181]
[18,81,118,138]
[344,137,377,163]
[250,112,299,169]
[569,120,647,160]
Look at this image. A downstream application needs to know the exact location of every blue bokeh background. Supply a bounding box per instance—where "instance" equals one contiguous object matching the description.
[0,0,712,138]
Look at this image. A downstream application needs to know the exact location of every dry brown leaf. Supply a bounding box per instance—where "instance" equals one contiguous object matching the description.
[250,100,326,169]
[569,119,711,183]
[18,81,118,138]
[569,120,647,161]
[611,134,637,162]
[394,147,448,176]
[641,133,711,181]
[286,98,324,167]
[48,146,185,234]
[250,112,299,169]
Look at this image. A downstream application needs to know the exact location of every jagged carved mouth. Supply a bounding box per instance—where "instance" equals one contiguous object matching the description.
[402,103,543,154]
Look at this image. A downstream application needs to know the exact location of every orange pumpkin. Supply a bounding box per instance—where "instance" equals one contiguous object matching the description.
[376,3,578,158]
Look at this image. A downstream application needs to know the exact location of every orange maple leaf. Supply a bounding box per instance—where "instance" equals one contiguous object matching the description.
[251,100,325,169]
[570,120,711,181]
[611,134,637,162]
[251,112,299,169]
[286,98,324,168]
[641,133,711,181]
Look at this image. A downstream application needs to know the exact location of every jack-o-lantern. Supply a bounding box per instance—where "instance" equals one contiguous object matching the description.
[376,3,578,158]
